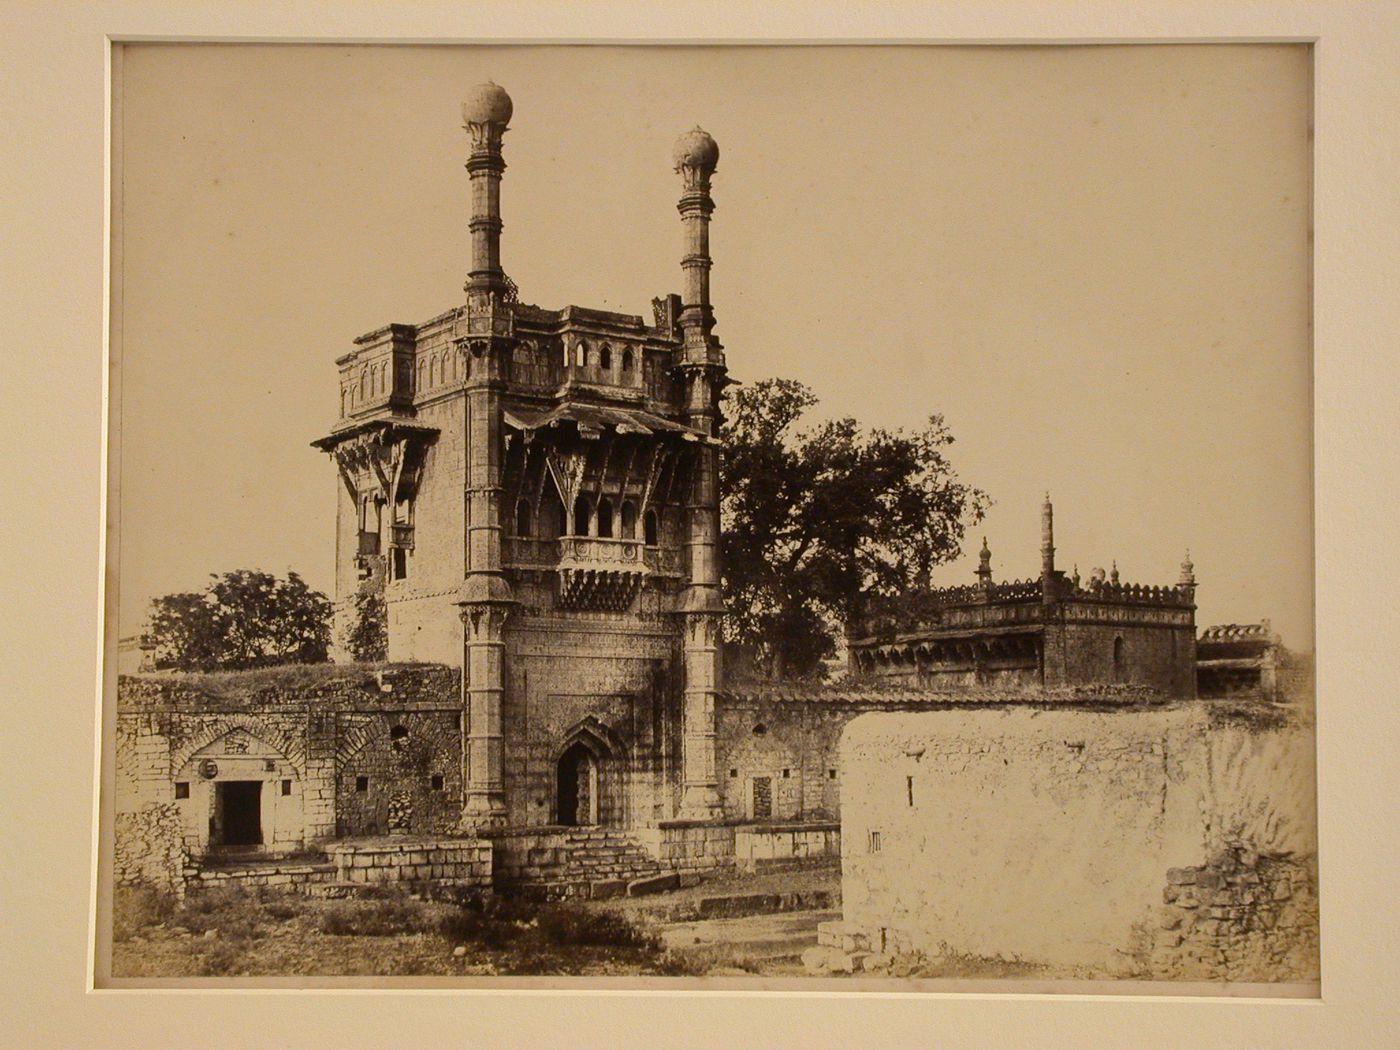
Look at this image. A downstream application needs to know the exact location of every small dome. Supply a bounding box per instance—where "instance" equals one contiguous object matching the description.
[462,81,513,126]
[673,126,719,171]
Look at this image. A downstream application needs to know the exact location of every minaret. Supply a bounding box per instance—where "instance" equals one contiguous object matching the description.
[1040,493,1056,604]
[455,82,517,828]
[976,536,993,595]
[673,127,726,820]
[462,81,512,296]
[1177,549,1196,602]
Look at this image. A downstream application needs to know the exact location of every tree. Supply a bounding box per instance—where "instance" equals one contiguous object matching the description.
[720,378,990,680]
[142,569,333,672]
[342,591,388,663]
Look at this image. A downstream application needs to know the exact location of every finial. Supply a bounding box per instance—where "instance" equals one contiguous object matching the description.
[462,81,513,128]
[1109,560,1119,584]
[673,126,720,174]
[1179,549,1196,587]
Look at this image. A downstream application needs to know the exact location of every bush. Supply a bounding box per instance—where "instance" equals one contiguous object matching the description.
[199,939,246,977]
[437,894,538,950]
[535,906,659,950]
[177,885,264,941]
[112,885,176,941]
[343,592,388,663]
[318,897,434,937]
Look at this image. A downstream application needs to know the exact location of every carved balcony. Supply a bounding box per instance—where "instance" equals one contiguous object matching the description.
[557,535,648,611]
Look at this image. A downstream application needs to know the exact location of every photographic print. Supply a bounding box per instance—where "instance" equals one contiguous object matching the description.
[101,42,1318,991]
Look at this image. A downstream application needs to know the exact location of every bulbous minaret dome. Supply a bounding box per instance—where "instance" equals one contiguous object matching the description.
[673,126,719,173]
[462,81,513,127]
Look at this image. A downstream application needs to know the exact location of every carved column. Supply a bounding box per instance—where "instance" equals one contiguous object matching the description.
[455,83,517,829]
[672,127,726,820]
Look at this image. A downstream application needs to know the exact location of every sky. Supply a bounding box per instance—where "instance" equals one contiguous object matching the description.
[114,43,1314,648]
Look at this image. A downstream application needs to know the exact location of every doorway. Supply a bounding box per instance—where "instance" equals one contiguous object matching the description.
[751,776,773,820]
[215,780,263,847]
[556,743,599,826]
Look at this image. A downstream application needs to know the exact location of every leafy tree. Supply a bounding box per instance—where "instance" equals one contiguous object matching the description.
[720,378,990,680]
[142,569,332,672]
[343,591,388,663]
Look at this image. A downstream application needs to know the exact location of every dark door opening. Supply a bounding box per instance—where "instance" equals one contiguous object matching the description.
[215,780,263,847]
[556,744,597,826]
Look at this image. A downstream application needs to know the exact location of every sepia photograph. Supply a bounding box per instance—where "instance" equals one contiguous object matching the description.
[99,41,1319,992]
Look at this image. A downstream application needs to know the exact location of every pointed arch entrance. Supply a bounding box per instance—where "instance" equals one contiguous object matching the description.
[553,718,626,827]
[557,743,599,826]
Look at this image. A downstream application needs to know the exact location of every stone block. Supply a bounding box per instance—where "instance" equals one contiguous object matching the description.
[801,945,836,974]
[626,872,680,897]
[589,879,627,901]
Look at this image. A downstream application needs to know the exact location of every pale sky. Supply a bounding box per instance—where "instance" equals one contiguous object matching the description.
[114,43,1314,648]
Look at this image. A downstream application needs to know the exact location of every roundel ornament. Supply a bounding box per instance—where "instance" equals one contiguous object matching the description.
[199,759,219,780]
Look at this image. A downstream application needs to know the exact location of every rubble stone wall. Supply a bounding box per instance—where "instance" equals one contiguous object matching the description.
[838,704,1318,979]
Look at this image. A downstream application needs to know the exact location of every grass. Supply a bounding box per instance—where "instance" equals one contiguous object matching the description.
[122,661,452,700]
[110,883,681,979]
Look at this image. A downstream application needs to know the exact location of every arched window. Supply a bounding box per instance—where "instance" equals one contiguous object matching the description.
[621,348,634,372]
[599,344,612,371]
[620,500,637,539]
[575,342,587,368]
[643,508,659,546]
[596,499,614,538]
[515,498,532,537]
[573,495,592,536]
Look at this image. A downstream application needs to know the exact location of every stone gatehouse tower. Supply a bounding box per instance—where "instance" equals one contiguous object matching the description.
[313,84,728,831]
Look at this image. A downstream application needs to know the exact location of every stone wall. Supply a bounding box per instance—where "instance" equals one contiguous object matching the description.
[716,701,846,822]
[113,665,463,887]
[503,607,680,828]
[334,710,463,837]
[634,821,738,876]
[733,821,840,874]
[837,704,1318,980]
[1044,618,1196,696]
[113,804,187,899]
[326,838,492,889]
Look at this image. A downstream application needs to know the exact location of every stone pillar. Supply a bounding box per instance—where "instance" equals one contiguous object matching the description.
[455,83,517,829]
[1039,494,1060,687]
[672,127,726,820]
[1040,493,1056,600]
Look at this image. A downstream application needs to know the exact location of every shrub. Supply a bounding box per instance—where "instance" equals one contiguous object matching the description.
[437,894,539,950]
[199,939,246,977]
[535,906,659,950]
[112,885,176,941]
[177,885,263,941]
[318,897,433,937]
[343,592,388,663]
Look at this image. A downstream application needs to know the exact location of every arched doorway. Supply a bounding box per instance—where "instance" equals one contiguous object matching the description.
[556,742,599,826]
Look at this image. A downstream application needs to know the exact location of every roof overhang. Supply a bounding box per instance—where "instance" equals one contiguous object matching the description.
[311,416,439,451]
[504,401,711,443]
